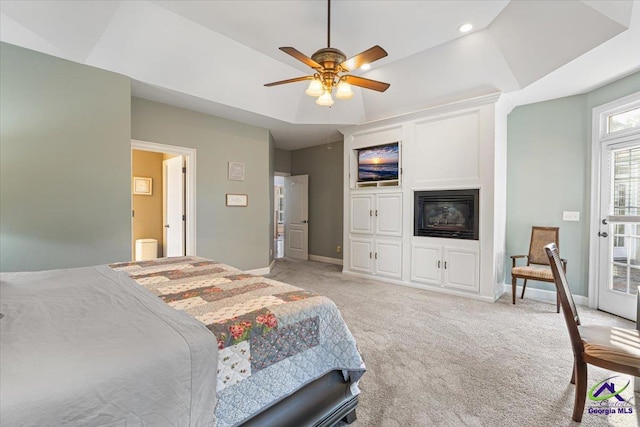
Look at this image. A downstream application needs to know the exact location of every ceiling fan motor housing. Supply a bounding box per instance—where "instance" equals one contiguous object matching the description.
[311,47,347,90]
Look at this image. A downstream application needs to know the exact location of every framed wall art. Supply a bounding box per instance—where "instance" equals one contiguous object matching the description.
[133,177,152,195]
[228,161,245,181]
[226,193,248,207]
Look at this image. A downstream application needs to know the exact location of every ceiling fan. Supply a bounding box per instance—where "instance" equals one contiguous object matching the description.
[264,0,390,106]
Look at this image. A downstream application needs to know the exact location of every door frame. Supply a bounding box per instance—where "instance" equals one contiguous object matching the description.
[588,91,640,309]
[131,139,197,256]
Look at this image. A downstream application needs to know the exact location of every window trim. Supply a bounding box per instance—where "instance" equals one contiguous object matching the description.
[599,92,640,141]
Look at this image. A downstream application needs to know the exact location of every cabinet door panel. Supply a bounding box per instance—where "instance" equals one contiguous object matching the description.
[411,244,442,284]
[375,193,402,236]
[444,248,479,291]
[350,196,373,234]
[350,238,373,274]
[375,239,402,278]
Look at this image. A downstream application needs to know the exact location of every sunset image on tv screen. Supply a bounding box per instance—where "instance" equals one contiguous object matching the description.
[358,143,399,181]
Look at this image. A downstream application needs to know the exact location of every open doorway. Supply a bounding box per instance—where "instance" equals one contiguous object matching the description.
[131,140,196,260]
[274,172,309,260]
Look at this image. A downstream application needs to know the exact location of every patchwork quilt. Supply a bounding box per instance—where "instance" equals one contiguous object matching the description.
[110,256,365,426]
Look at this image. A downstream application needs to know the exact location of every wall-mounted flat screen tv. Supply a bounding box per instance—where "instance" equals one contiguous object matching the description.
[357,142,400,182]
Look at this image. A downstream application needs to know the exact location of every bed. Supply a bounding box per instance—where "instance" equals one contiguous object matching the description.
[0,256,365,426]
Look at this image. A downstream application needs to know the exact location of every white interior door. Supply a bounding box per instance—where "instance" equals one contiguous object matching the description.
[163,155,185,257]
[597,141,639,320]
[284,175,308,260]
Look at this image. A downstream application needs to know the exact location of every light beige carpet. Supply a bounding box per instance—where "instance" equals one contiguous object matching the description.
[267,258,638,427]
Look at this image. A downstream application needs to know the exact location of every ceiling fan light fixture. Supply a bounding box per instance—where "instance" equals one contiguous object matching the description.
[335,81,354,99]
[360,63,370,71]
[264,0,389,106]
[316,90,334,106]
[305,79,324,97]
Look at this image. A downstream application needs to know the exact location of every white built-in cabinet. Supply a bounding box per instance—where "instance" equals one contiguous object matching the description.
[349,193,402,278]
[411,240,479,292]
[343,94,509,302]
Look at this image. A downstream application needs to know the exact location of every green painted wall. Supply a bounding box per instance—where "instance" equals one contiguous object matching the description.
[0,43,131,271]
[291,141,344,260]
[131,98,271,271]
[274,148,291,173]
[506,71,640,297]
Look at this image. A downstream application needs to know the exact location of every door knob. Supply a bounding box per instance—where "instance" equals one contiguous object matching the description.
[301,220,308,224]
[598,231,608,237]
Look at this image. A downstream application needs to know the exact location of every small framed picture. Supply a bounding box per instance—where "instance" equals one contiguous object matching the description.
[226,193,248,207]
[228,161,245,181]
[133,177,152,195]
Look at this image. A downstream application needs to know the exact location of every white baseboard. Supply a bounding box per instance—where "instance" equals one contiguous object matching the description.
[245,259,275,276]
[504,283,588,306]
[309,254,343,266]
[341,270,497,303]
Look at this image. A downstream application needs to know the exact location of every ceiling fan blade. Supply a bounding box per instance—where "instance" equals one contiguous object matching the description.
[343,75,390,92]
[264,75,314,87]
[341,45,388,71]
[279,47,322,69]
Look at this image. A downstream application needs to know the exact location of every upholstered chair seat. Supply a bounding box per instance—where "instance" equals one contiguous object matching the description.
[511,265,553,281]
[578,325,640,368]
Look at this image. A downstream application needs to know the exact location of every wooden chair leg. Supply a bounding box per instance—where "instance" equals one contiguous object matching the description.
[512,276,517,304]
[520,279,528,299]
[570,360,575,384]
[572,361,587,422]
[556,293,560,313]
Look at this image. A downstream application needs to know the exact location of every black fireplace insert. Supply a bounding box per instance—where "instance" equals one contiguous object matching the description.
[414,189,479,240]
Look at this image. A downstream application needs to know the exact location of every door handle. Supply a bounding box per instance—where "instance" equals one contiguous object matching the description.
[301,220,309,224]
[164,224,170,228]
[598,231,608,238]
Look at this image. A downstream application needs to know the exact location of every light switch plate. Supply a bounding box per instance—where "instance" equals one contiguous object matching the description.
[563,211,580,221]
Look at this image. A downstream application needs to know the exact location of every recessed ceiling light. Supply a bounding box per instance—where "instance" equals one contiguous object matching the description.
[459,23,473,33]
[360,63,371,71]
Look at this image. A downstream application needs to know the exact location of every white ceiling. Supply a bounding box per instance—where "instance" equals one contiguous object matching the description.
[1,0,639,150]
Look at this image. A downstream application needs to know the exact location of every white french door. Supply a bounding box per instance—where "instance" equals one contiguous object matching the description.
[597,141,640,320]
[592,93,640,321]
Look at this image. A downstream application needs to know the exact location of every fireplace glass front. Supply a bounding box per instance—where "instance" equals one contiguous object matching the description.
[414,189,479,240]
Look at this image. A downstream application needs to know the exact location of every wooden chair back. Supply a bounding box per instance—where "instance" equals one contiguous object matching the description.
[545,243,583,357]
[528,226,559,266]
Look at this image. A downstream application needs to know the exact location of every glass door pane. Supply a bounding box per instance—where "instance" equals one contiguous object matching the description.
[609,146,640,297]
